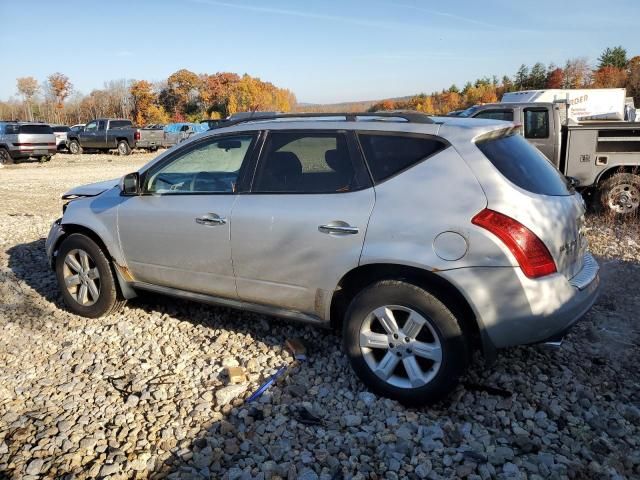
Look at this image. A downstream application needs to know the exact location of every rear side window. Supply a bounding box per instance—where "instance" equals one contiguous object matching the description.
[358,133,447,182]
[477,134,570,196]
[18,124,53,134]
[253,132,370,193]
[473,110,514,122]
[52,126,70,133]
[109,120,132,129]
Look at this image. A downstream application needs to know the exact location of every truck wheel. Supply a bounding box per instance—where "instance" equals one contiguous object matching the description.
[0,148,13,165]
[343,280,470,406]
[599,173,640,215]
[117,140,131,156]
[68,140,82,155]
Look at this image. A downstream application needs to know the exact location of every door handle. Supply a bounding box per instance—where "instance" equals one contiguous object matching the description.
[318,224,359,235]
[195,214,226,226]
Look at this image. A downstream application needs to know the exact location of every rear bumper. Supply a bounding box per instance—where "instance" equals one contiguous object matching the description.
[10,146,57,158]
[439,252,601,350]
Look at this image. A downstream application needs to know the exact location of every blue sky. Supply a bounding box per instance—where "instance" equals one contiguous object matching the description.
[1,0,638,104]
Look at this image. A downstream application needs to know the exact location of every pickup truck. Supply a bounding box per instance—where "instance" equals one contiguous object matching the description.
[67,118,163,155]
[459,102,640,215]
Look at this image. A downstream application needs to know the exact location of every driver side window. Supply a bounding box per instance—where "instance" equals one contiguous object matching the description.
[85,121,97,131]
[146,135,255,194]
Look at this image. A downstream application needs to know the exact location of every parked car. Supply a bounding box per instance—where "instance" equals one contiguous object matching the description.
[70,124,85,133]
[162,122,207,147]
[67,118,163,155]
[45,112,600,405]
[52,125,71,151]
[0,121,56,164]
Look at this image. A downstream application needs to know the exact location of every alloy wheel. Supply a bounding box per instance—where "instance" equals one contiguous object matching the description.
[359,305,442,389]
[62,249,101,306]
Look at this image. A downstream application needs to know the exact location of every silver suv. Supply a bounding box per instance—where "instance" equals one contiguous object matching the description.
[46,112,601,405]
[0,121,57,164]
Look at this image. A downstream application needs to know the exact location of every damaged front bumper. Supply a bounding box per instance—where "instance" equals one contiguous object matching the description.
[45,218,64,269]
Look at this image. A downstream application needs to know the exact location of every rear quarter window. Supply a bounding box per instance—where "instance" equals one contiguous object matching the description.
[109,120,132,129]
[476,134,570,196]
[19,124,54,134]
[52,126,70,133]
[358,133,447,182]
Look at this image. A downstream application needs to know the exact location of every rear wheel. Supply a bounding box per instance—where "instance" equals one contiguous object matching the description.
[343,280,469,406]
[117,140,131,156]
[68,140,82,155]
[599,173,640,215]
[55,234,126,318]
[0,148,13,165]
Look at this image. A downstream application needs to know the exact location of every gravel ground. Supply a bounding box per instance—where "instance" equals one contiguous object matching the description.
[1,153,639,480]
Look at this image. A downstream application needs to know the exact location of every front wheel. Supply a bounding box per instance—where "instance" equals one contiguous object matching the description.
[68,140,82,155]
[599,173,640,216]
[55,234,126,318]
[343,280,469,406]
[117,140,131,156]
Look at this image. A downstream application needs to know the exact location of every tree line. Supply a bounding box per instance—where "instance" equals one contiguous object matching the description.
[1,70,296,125]
[367,46,639,115]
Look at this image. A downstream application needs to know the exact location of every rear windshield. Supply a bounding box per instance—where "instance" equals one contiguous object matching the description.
[476,134,571,196]
[52,126,70,133]
[109,120,132,129]
[17,124,54,134]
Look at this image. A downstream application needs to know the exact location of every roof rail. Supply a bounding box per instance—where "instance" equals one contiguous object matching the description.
[212,111,434,129]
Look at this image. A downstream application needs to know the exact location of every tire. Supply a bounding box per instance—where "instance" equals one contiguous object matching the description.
[117,140,131,156]
[343,280,469,406]
[55,233,126,318]
[68,140,82,155]
[599,173,640,216]
[0,147,13,165]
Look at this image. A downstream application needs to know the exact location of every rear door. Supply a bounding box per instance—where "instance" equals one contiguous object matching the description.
[230,130,374,317]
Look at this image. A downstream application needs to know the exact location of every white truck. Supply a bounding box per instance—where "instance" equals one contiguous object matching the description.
[459,89,640,215]
[501,88,628,122]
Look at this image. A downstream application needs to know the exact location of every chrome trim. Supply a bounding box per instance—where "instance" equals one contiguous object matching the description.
[569,253,599,291]
[195,214,227,226]
[131,282,327,325]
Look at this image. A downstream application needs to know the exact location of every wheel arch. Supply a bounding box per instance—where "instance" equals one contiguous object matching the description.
[54,223,136,299]
[595,165,640,186]
[330,263,492,359]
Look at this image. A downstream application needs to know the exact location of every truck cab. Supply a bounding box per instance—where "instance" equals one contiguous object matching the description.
[459,103,562,167]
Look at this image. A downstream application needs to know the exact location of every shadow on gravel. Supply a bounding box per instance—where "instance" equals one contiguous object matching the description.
[6,238,640,479]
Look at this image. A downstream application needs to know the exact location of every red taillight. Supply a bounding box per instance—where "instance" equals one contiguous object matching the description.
[472,209,556,278]
[134,131,141,141]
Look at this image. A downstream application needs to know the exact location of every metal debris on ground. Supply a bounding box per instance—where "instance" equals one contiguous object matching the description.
[285,337,307,361]
[290,405,323,426]
[245,365,288,403]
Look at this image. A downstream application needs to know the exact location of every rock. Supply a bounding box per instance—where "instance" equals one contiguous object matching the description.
[25,459,45,476]
[358,392,377,407]
[342,414,362,427]
[99,463,120,476]
[415,462,432,478]
[215,383,249,406]
[297,468,319,480]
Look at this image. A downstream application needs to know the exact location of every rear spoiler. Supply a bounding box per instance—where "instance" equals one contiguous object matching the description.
[474,124,522,144]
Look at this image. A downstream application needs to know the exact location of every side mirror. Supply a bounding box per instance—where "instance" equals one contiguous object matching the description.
[120,172,140,196]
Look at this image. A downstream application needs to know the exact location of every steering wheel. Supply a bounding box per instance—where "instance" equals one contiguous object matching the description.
[190,171,230,192]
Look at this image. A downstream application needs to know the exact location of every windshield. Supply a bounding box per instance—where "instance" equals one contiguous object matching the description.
[457,106,482,118]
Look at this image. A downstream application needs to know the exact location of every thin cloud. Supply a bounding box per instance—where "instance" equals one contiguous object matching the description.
[189,0,427,32]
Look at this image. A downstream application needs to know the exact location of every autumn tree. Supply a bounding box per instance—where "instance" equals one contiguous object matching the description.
[563,58,590,88]
[592,66,627,88]
[546,67,564,88]
[163,69,201,119]
[47,73,72,107]
[598,46,627,69]
[16,76,39,120]
[199,72,240,116]
[514,65,529,89]
[130,80,155,125]
[627,56,640,106]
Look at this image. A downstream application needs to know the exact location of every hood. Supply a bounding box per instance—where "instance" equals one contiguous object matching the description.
[61,178,119,199]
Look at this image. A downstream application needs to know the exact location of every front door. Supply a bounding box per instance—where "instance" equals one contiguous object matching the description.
[231,130,375,317]
[117,133,258,298]
[80,121,98,148]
